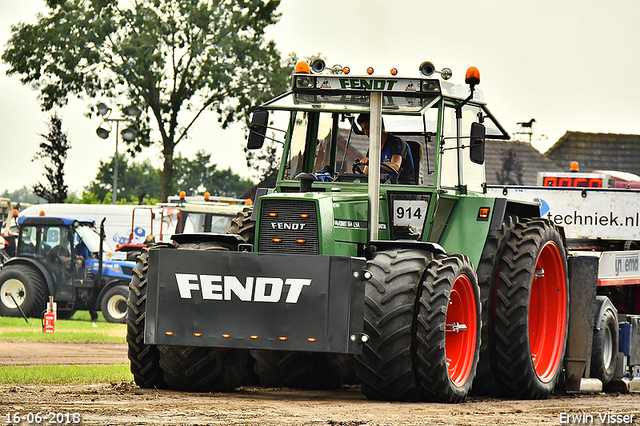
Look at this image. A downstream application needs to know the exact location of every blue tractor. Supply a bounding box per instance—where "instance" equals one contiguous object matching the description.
[0,216,135,323]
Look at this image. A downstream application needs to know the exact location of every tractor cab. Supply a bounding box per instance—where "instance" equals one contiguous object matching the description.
[13,216,131,308]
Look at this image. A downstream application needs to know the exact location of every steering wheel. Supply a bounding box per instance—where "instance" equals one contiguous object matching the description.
[352,158,365,174]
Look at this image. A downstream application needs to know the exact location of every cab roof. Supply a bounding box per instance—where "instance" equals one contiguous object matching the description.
[18,216,96,227]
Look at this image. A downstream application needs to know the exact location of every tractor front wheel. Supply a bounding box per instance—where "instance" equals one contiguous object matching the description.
[416,254,480,402]
[101,285,128,323]
[0,264,48,318]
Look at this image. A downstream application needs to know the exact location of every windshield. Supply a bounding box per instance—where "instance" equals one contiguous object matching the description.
[75,224,113,253]
[281,109,440,184]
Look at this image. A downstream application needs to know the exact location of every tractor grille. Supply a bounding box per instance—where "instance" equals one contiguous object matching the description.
[259,200,319,254]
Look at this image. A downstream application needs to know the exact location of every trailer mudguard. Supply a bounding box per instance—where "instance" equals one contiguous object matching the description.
[145,247,366,354]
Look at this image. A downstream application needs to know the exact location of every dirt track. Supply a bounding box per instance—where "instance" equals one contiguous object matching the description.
[1,343,640,425]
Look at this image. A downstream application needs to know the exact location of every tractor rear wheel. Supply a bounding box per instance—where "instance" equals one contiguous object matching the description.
[416,254,480,402]
[494,218,568,399]
[0,264,48,318]
[356,249,431,401]
[473,216,516,395]
[227,207,255,244]
[127,247,165,389]
[251,350,351,389]
[590,307,618,385]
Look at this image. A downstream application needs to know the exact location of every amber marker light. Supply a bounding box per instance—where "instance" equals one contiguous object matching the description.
[478,207,490,221]
[194,333,202,337]
[343,67,350,74]
[272,238,282,243]
[268,212,278,217]
[179,190,186,200]
[366,67,374,75]
[296,239,306,244]
[295,61,311,74]
[308,338,316,342]
[279,336,288,341]
[222,334,230,338]
[300,213,309,218]
[204,192,210,201]
[465,66,480,87]
[165,331,174,336]
[251,335,259,339]
[390,68,398,76]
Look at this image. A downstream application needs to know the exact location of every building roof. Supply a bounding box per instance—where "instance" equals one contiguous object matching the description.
[545,131,640,175]
[486,139,563,186]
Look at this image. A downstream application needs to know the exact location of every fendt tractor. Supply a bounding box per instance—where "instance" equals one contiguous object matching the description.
[128,59,598,402]
[0,216,135,323]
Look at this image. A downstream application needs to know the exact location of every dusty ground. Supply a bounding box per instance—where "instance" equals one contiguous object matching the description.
[1,343,640,426]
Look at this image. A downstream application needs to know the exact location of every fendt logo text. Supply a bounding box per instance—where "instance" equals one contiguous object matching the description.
[175,274,312,303]
[270,222,307,230]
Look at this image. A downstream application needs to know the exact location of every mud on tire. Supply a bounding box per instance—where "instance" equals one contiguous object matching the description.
[494,218,568,399]
[228,207,255,244]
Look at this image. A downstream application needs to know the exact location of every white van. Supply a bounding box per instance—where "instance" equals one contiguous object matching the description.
[19,204,156,247]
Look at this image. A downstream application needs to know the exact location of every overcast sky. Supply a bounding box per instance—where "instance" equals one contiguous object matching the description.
[1,0,639,194]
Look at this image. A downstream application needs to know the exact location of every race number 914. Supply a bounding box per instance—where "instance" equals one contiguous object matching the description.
[393,200,427,227]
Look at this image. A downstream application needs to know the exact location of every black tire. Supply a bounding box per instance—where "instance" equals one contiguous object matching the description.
[473,215,516,395]
[156,241,250,392]
[416,254,481,403]
[250,350,351,390]
[227,207,255,244]
[0,264,48,318]
[127,248,165,389]
[158,346,223,392]
[590,308,618,385]
[356,249,431,401]
[494,218,569,399]
[101,285,129,323]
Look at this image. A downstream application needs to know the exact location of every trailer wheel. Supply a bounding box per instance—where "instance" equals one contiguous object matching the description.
[494,218,568,399]
[101,285,129,323]
[590,308,618,385]
[227,207,254,244]
[0,264,48,318]
[416,254,480,403]
[356,249,431,401]
[251,350,351,389]
[473,215,515,395]
[126,248,165,389]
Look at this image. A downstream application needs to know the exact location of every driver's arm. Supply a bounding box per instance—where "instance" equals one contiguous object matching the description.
[362,155,401,174]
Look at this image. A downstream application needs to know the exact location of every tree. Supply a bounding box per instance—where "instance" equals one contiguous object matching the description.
[174,150,254,198]
[3,0,293,201]
[32,114,70,203]
[86,154,161,204]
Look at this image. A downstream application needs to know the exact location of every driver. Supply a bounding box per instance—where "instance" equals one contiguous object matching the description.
[356,113,415,185]
[49,232,72,264]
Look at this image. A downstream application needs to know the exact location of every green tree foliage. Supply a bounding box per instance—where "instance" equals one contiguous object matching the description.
[32,114,70,203]
[85,154,161,204]
[0,187,47,206]
[174,150,254,198]
[3,0,292,201]
[82,151,253,203]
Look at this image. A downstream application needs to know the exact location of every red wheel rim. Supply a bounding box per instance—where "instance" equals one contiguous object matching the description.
[529,241,567,382]
[445,274,477,386]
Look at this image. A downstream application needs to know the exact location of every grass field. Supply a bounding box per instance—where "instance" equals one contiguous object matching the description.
[0,311,126,344]
[0,364,132,385]
[0,312,131,384]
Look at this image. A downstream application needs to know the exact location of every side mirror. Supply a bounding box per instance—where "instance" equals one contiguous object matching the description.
[469,122,485,165]
[247,110,269,149]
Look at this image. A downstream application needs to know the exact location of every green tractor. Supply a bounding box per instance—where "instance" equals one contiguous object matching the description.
[127,59,569,401]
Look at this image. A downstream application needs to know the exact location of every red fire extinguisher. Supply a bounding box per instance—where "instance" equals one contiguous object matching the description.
[43,296,56,333]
